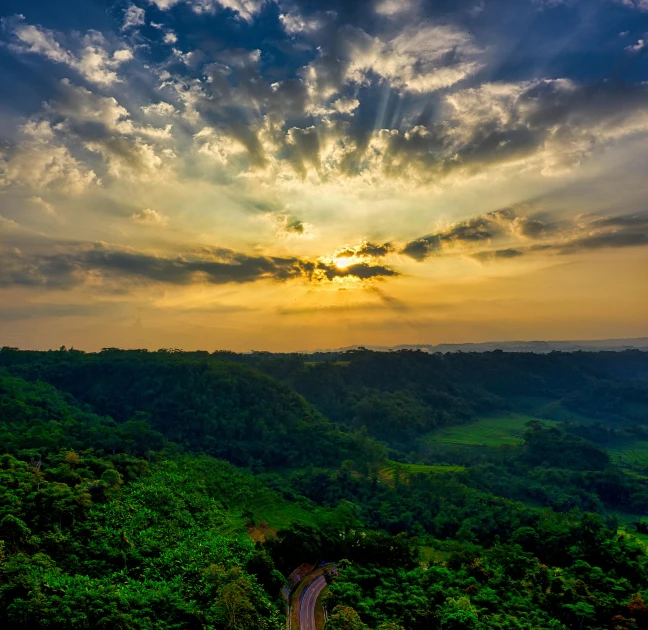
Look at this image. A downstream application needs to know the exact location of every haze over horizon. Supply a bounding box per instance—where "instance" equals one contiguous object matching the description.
[1,0,648,351]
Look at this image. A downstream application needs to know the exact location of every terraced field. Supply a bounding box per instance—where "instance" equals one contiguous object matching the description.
[606,441,648,468]
[381,461,466,480]
[423,414,558,448]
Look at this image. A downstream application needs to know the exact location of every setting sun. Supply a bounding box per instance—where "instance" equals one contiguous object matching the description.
[0,0,646,352]
[333,256,354,269]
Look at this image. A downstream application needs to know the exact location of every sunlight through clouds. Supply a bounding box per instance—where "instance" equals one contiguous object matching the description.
[0,0,647,349]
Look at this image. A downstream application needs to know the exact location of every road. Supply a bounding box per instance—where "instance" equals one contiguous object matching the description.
[299,574,327,630]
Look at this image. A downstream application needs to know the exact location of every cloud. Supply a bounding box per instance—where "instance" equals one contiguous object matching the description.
[471,248,525,261]
[6,16,133,86]
[626,39,646,52]
[398,206,648,264]
[123,5,146,30]
[148,0,265,21]
[4,80,175,186]
[335,241,395,259]
[0,121,99,193]
[0,216,20,231]
[28,196,57,216]
[0,242,399,289]
[618,0,648,11]
[174,68,648,187]
[332,97,360,114]
[401,208,547,260]
[298,22,482,102]
[588,213,648,229]
[318,261,399,281]
[131,208,169,225]
[141,101,178,117]
[558,231,648,253]
[374,0,419,16]
[416,210,648,262]
[262,212,311,238]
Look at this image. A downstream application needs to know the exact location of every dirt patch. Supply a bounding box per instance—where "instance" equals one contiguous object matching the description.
[246,522,276,542]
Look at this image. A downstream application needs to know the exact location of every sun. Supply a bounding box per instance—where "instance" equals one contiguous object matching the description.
[334,256,353,269]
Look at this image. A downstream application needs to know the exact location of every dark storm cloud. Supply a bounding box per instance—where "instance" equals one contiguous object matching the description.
[0,243,399,288]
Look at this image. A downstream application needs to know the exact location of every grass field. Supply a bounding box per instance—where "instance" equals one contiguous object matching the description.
[423,414,558,448]
[615,513,648,548]
[216,487,320,540]
[606,440,648,468]
[381,461,466,480]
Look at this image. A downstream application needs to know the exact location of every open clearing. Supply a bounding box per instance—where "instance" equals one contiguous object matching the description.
[423,414,558,448]
[606,440,648,468]
[217,488,319,539]
[381,461,466,480]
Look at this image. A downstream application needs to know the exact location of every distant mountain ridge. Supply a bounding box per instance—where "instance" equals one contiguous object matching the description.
[327,337,648,354]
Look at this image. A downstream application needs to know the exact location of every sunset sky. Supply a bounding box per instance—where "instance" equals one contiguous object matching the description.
[1,0,647,351]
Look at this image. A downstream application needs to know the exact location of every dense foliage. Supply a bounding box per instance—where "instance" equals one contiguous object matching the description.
[0,349,376,468]
[239,348,648,449]
[1,347,648,629]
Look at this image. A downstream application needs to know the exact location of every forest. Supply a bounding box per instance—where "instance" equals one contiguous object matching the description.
[1,346,648,629]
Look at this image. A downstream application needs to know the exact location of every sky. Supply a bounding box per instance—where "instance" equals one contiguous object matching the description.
[0,0,647,352]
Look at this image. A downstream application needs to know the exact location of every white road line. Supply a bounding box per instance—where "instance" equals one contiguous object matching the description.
[299,575,327,630]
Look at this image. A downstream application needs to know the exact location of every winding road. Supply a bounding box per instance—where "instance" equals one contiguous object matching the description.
[299,574,327,630]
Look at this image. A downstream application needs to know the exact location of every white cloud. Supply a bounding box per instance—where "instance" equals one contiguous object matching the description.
[300,24,482,101]
[148,0,264,21]
[8,18,133,86]
[194,127,246,164]
[163,31,178,44]
[123,5,146,30]
[0,134,99,194]
[3,81,177,189]
[11,21,73,64]
[279,11,326,35]
[374,0,419,16]
[332,97,360,114]
[619,0,648,11]
[141,101,178,117]
[131,208,169,225]
[85,137,169,182]
[626,38,646,52]
[149,0,182,8]
[53,80,134,133]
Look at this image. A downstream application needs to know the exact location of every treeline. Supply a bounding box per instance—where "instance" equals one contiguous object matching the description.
[0,349,380,468]
[236,348,648,449]
[3,347,648,455]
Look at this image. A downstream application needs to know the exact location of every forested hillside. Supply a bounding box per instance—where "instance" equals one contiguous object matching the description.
[0,348,378,468]
[2,347,648,629]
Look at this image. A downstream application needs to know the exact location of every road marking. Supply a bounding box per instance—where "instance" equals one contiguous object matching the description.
[299,575,327,630]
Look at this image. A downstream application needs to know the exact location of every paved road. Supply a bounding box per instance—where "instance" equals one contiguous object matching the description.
[299,574,327,630]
